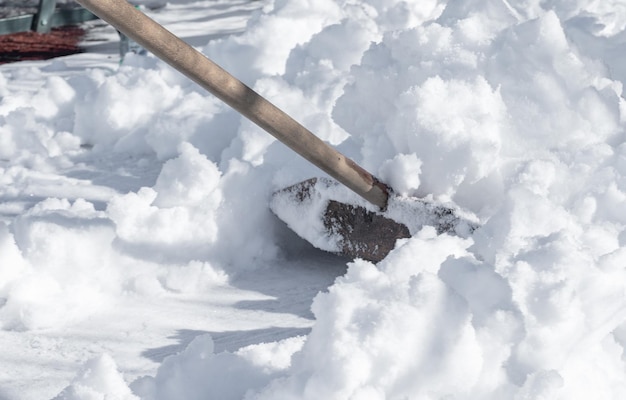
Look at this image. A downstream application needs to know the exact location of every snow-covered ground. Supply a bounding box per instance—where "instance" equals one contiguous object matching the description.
[1,0,626,399]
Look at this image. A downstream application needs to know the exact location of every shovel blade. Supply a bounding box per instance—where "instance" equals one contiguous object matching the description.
[271,178,476,262]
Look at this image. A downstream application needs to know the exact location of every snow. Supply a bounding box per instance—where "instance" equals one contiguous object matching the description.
[1,0,625,399]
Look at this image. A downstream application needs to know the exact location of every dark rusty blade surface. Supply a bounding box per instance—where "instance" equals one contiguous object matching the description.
[323,200,410,262]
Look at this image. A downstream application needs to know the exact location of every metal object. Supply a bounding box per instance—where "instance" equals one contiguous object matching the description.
[32,0,55,33]
[0,14,31,35]
[75,0,391,210]
[0,0,98,35]
[118,31,146,58]
[118,6,146,59]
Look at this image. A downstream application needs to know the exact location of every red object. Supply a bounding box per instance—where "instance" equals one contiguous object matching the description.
[0,25,85,64]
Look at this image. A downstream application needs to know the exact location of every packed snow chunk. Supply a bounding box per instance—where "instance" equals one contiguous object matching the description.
[12,198,114,270]
[489,11,622,155]
[203,0,343,81]
[73,68,184,150]
[514,369,564,400]
[334,25,506,205]
[54,353,138,400]
[387,76,504,198]
[153,143,222,208]
[557,329,626,399]
[471,196,626,392]
[284,19,376,83]
[236,335,306,373]
[381,225,473,278]
[144,92,226,161]
[378,153,422,196]
[2,199,117,330]
[595,182,626,224]
[0,109,73,161]
[161,260,228,294]
[372,0,447,30]
[332,22,485,149]
[471,184,575,266]
[108,143,222,256]
[438,255,514,327]
[133,334,302,400]
[508,248,604,369]
[31,76,77,121]
[210,158,282,265]
[573,0,626,37]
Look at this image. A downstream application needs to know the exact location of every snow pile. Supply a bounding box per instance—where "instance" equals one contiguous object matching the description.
[1,198,115,330]
[1,0,625,399]
[54,354,138,400]
[130,334,306,400]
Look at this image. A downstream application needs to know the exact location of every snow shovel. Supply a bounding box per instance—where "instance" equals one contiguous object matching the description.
[76,0,475,262]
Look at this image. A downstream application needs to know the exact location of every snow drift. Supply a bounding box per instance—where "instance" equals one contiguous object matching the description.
[1,0,626,399]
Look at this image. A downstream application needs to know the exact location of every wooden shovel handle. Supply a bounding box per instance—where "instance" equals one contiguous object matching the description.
[76,0,390,209]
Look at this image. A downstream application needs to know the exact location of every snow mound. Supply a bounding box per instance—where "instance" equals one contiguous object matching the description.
[1,0,625,399]
[54,354,138,400]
